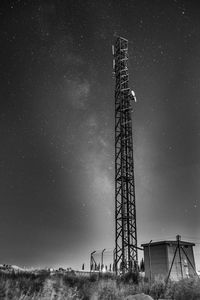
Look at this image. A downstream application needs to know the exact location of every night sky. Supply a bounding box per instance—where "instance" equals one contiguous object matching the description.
[0,0,200,271]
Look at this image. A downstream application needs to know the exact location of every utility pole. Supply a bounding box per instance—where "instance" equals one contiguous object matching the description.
[177,235,183,279]
[148,240,153,284]
[90,251,96,274]
[113,36,138,274]
[101,248,106,271]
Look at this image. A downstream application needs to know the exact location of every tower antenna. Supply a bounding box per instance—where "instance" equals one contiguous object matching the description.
[113,36,138,274]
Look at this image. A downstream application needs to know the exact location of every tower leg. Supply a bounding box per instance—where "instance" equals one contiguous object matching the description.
[114,36,138,274]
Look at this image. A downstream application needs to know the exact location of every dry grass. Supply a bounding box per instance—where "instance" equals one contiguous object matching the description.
[0,269,48,299]
[166,277,200,300]
[0,270,200,299]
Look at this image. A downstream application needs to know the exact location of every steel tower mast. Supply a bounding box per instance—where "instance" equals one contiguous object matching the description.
[113,36,138,274]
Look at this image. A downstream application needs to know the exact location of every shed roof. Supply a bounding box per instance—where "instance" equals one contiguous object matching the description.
[141,240,195,247]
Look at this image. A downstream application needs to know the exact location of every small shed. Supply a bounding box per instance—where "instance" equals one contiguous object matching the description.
[141,237,196,281]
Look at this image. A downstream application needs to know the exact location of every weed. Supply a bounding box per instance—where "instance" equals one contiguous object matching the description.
[149,279,165,300]
[1,268,199,299]
[167,277,200,300]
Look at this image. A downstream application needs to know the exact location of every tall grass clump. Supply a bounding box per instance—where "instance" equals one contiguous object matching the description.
[166,277,200,300]
[0,269,49,298]
[63,271,97,299]
[119,271,140,285]
[149,278,165,300]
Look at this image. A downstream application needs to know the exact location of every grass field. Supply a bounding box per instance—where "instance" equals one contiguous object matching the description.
[0,269,200,299]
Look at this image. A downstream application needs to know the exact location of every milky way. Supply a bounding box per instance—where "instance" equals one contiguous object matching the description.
[0,0,200,270]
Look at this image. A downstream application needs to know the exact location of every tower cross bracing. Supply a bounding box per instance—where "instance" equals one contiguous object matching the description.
[113,36,138,274]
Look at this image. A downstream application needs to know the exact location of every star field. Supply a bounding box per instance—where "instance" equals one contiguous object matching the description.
[0,0,200,270]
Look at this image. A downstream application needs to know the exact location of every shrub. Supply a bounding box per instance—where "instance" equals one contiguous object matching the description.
[119,271,140,284]
[149,279,165,300]
[99,272,116,280]
[0,281,6,300]
[0,269,47,298]
[167,277,200,300]
[89,273,99,282]
[98,285,119,300]
[63,272,83,287]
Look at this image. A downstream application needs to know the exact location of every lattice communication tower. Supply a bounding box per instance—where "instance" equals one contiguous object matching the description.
[112,36,138,274]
